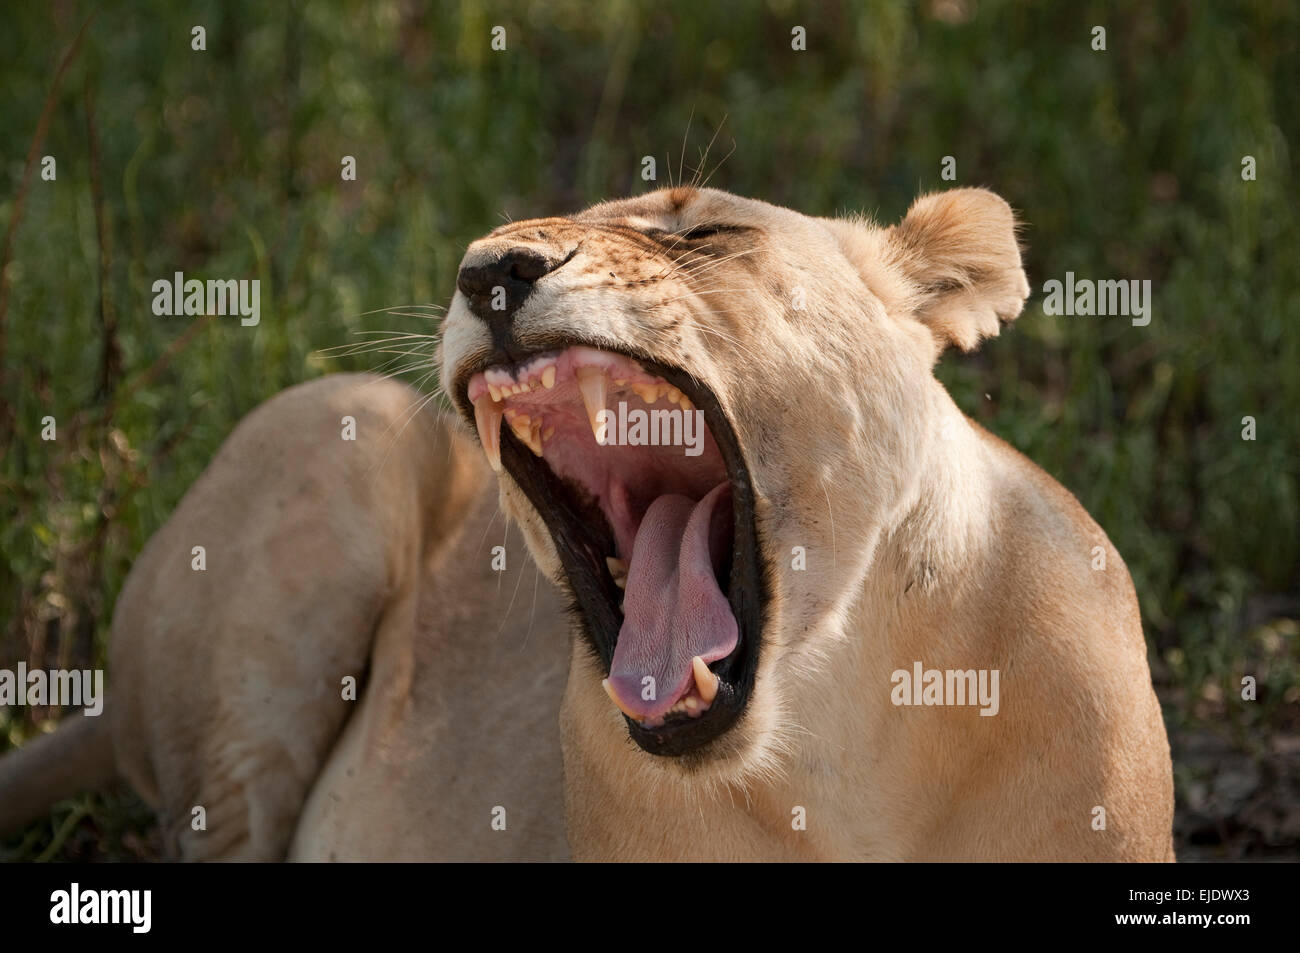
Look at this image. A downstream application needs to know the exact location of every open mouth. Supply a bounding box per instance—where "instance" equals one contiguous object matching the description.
[456,344,764,756]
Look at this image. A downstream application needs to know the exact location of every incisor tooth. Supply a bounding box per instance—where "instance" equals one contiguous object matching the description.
[488,383,503,402]
[473,397,504,472]
[509,415,531,444]
[528,420,543,456]
[576,367,608,444]
[606,556,628,589]
[541,365,557,389]
[692,656,719,704]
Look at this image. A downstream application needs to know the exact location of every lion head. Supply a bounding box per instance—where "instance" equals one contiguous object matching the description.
[439,186,1029,779]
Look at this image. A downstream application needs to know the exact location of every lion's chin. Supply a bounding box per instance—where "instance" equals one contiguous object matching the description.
[457,342,766,756]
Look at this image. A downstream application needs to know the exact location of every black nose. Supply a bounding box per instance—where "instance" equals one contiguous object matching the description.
[457,248,556,327]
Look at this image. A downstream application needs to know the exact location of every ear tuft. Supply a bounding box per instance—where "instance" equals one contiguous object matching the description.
[886,188,1030,353]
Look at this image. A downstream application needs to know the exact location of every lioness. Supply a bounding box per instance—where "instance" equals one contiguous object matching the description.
[0,186,1174,861]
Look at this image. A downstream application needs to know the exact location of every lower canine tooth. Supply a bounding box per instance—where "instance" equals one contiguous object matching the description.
[509,416,531,444]
[602,679,643,721]
[692,656,719,704]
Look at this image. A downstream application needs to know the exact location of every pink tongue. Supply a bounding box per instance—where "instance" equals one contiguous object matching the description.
[607,482,737,720]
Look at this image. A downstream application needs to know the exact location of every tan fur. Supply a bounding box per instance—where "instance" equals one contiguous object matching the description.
[0,373,571,860]
[0,186,1173,861]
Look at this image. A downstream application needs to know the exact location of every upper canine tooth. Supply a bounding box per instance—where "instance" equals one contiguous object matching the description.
[473,396,504,472]
[541,365,557,389]
[692,656,719,704]
[576,367,608,445]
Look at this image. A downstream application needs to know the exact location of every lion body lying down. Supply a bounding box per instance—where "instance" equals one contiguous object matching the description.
[0,187,1174,861]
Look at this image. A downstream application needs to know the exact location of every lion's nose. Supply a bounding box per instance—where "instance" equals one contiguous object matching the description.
[456,247,557,328]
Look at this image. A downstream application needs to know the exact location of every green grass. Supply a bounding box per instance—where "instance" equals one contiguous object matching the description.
[2,0,1297,860]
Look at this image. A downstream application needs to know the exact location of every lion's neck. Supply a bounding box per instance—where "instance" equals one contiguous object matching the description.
[748,387,1004,856]
[881,389,998,594]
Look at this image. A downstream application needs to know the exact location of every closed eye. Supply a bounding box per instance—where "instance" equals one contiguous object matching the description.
[677,224,732,239]
[641,223,753,246]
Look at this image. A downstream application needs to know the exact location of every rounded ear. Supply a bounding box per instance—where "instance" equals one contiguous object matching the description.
[825,188,1030,356]
[884,188,1031,353]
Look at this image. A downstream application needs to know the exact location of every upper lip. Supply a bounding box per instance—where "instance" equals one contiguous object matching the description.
[452,339,766,757]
